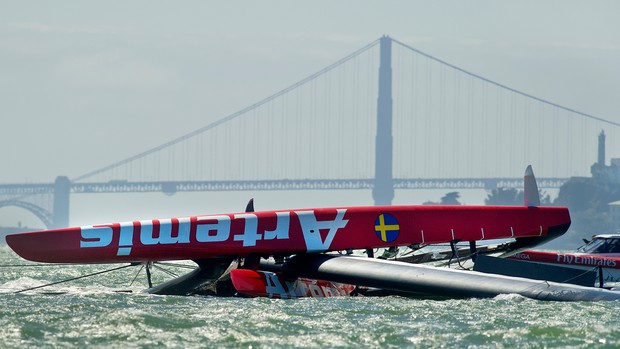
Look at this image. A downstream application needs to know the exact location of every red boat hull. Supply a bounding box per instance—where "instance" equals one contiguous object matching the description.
[6,205,570,264]
[230,269,355,298]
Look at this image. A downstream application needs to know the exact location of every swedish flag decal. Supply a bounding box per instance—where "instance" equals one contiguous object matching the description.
[374,213,400,243]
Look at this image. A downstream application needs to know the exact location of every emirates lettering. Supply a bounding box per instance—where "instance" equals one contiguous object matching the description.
[556,253,617,267]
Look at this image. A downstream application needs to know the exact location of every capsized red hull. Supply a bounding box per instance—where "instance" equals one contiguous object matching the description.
[6,205,570,263]
[230,269,355,298]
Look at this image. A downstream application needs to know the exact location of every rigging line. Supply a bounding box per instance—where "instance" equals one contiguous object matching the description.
[436,254,473,268]
[14,264,134,294]
[516,266,600,294]
[72,38,381,182]
[154,262,197,270]
[151,263,179,278]
[391,38,620,128]
[558,266,602,285]
[129,264,145,287]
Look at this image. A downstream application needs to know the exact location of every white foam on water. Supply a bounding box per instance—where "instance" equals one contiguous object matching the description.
[493,293,528,301]
[0,276,144,295]
[0,277,47,293]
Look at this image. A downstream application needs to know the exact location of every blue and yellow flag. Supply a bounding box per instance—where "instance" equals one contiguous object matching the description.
[374,213,400,243]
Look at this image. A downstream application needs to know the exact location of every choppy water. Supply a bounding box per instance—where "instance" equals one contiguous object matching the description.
[1,246,620,348]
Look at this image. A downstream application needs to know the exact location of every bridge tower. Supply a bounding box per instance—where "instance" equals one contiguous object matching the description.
[53,176,70,228]
[598,130,606,166]
[372,35,395,206]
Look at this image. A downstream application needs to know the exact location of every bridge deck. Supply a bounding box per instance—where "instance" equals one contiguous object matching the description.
[0,178,568,196]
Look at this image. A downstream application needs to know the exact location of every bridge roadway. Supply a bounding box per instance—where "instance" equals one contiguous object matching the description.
[0,177,568,196]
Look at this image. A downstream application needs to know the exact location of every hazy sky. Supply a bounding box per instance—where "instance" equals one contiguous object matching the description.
[1,1,619,226]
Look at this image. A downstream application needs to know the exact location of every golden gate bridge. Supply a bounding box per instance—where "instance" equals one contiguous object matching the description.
[2,36,619,228]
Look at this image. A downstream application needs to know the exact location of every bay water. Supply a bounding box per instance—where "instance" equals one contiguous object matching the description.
[1,246,619,348]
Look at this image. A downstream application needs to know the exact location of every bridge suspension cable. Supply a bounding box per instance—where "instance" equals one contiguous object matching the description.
[391,37,619,179]
[67,36,618,184]
[392,38,620,128]
[72,39,381,182]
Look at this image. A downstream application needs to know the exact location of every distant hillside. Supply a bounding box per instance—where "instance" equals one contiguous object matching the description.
[482,176,619,250]
[544,174,620,250]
